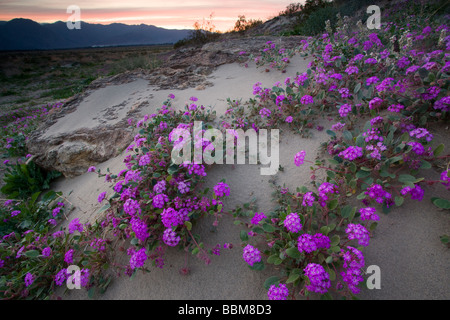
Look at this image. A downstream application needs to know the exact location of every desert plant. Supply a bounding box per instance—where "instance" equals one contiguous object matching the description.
[1,161,61,200]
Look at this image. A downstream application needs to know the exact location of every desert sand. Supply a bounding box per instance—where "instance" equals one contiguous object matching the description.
[48,52,450,300]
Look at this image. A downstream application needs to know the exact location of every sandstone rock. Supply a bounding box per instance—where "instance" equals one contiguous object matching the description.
[26,79,149,177]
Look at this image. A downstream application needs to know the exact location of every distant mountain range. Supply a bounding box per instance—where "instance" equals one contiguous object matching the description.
[0,18,192,51]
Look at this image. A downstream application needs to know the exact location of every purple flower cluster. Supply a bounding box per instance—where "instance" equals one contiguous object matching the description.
[338,103,352,117]
[177,181,190,194]
[283,212,302,233]
[98,191,107,203]
[55,268,67,286]
[161,207,188,228]
[68,218,83,234]
[341,246,365,294]
[242,244,261,266]
[346,223,370,247]
[370,116,384,126]
[42,247,52,257]
[433,96,449,112]
[339,146,363,161]
[407,141,425,155]
[267,283,289,300]
[294,150,306,166]
[182,163,207,177]
[138,154,151,166]
[153,180,166,193]
[251,212,267,225]
[24,272,34,287]
[124,198,141,216]
[163,228,181,247]
[90,238,107,252]
[131,217,149,241]
[64,249,74,264]
[359,207,380,221]
[214,182,230,198]
[364,184,392,205]
[375,77,394,92]
[331,122,346,131]
[401,185,424,201]
[259,108,271,118]
[297,233,330,253]
[345,65,359,75]
[387,103,405,112]
[302,192,315,207]
[300,95,314,105]
[129,247,148,269]
[318,182,339,207]
[421,86,440,100]
[366,76,379,86]
[369,97,383,109]
[410,128,433,142]
[153,193,169,208]
[303,263,330,294]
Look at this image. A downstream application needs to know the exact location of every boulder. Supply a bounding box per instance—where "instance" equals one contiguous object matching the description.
[26,77,149,177]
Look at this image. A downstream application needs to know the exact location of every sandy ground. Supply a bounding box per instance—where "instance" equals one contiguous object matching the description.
[48,54,450,300]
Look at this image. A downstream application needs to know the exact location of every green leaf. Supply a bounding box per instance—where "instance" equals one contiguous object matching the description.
[286,247,301,259]
[267,254,278,264]
[262,223,276,233]
[97,203,111,214]
[240,230,249,242]
[167,164,179,175]
[326,268,336,281]
[356,192,366,200]
[249,260,265,271]
[286,272,300,284]
[327,158,340,165]
[320,226,331,235]
[355,135,364,147]
[184,221,192,231]
[24,250,39,258]
[340,205,353,218]
[327,199,338,210]
[433,144,444,157]
[440,235,449,244]
[356,170,371,179]
[330,246,341,253]
[398,174,417,183]
[263,276,280,290]
[343,130,353,142]
[419,160,431,169]
[395,196,404,207]
[326,130,336,137]
[330,235,340,247]
[354,82,362,94]
[88,287,95,299]
[431,198,450,210]
[320,292,333,300]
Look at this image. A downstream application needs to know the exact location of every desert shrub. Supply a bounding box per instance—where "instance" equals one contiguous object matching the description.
[294,6,338,36]
[233,15,263,33]
[174,14,221,49]
[1,161,61,200]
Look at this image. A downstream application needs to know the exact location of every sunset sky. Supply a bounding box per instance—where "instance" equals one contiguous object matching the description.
[0,0,301,32]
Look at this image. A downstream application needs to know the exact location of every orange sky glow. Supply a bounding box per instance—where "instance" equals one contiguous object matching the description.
[0,0,302,32]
